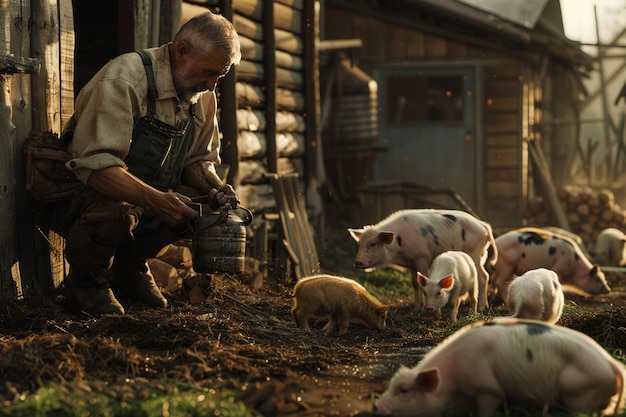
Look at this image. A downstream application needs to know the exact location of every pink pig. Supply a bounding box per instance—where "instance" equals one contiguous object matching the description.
[373,318,626,417]
[349,209,496,313]
[491,227,610,301]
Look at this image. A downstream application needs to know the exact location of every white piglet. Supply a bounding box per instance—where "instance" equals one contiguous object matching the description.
[373,318,626,417]
[594,227,626,267]
[416,251,478,322]
[506,268,564,324]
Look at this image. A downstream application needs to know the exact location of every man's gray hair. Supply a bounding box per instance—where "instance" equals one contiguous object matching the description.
[175,11,242,66]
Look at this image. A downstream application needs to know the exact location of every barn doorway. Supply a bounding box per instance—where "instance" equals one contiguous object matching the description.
[72,0,135,96]
[375,65,478,209]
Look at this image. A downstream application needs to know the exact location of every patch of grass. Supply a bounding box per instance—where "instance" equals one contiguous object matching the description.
[0,383,254,417]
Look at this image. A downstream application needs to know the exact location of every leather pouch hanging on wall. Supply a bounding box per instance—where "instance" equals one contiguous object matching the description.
[23,123,82,202]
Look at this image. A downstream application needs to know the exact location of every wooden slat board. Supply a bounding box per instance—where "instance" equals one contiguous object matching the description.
[271,173,320,280]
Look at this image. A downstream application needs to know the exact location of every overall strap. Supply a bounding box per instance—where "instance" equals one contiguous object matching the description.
[137,51,158,115]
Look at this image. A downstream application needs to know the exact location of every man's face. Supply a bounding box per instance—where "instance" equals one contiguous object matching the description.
[173,48,231,103]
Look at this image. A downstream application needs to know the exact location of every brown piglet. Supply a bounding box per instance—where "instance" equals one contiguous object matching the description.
[291,274,390,336]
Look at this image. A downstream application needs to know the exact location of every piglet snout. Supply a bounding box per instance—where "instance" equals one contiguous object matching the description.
[372,402,392,416]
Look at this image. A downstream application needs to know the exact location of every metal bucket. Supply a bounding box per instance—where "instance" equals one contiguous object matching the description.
[191,206,253,274]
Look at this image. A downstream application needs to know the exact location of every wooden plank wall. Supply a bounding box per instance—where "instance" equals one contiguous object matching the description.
[323,5,528,225]
[484,60,526,226]
[183,0,308,212]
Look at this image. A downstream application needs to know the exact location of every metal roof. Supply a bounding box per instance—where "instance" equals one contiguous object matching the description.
[325,0,592,69]
[456,0,549,29]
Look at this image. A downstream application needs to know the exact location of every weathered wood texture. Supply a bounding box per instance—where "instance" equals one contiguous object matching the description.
[184,0,309,212]
[0,2,19,298]
[323,5,551,227]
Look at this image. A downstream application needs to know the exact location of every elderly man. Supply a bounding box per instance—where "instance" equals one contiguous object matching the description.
[57,11,241,315]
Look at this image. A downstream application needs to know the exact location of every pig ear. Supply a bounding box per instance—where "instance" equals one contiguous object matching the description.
[379,231,395,245]
[348,228,364,242]
[417,272,428,287]
[440,275,454,289]
[415,368,439,393]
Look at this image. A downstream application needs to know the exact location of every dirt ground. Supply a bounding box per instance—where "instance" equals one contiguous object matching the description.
[0,241,625,416]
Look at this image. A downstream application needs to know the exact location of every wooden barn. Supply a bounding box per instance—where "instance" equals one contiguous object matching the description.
[0,0,595,297]
[1,0,322,297]
[319,0,594,229]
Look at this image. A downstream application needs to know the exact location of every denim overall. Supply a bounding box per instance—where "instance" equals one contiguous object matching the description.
[126,51,195,233]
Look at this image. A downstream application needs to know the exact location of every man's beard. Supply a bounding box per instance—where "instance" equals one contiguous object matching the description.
[174,62,207,104]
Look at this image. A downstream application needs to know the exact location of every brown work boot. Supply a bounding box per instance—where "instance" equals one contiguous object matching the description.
[111,261,168,309]
[65,272,125,315]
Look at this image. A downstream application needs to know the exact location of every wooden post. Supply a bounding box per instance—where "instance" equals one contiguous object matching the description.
[30,0,64,292]
[529,140,570,230]
[218,0,240,188]
[9,0,41,299]
[31,0,60,134]
[0,1,20,298]
[263,0,277,173]
[594,6,614,180]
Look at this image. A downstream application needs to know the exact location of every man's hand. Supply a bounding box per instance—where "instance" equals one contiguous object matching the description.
[87,167,199,228]
[208,184,239,209]
[149,191,200,227]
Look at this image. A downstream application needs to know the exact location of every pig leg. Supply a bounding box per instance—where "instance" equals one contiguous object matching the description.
[337,311,351,335]
[469,252,490,313]
[468,289,478,315]
[292,309,311,332]
[477,265,490,312]
[323,315,339,336]
[475,393,504,417]
[559,365,617,414]
[448,296,460,323]
[410,264,427,313]
[490,263,516,304]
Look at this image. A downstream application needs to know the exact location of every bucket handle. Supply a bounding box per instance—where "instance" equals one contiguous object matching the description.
[220,206,254,226]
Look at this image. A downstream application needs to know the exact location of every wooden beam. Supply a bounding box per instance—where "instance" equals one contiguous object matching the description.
[0,55,40,74]
[263,0,277,173]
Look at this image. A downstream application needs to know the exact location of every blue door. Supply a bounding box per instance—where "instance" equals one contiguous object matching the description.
[375,66,478,208]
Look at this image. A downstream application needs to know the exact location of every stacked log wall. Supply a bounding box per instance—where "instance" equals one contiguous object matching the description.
[524,185,625,249]
[184,0,308,212]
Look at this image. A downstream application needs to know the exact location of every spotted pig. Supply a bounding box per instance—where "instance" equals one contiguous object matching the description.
[491,227,610,301]
[373,318,626,417]
[348,209,496,313]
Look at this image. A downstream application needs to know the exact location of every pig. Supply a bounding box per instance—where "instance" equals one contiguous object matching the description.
[505,268,564,324]
[416,251,478,323]
[348,209,497,313]
[593,228,626,267]
[291,274,390,336]
[491,227,610,301]
[373,318,626,417]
